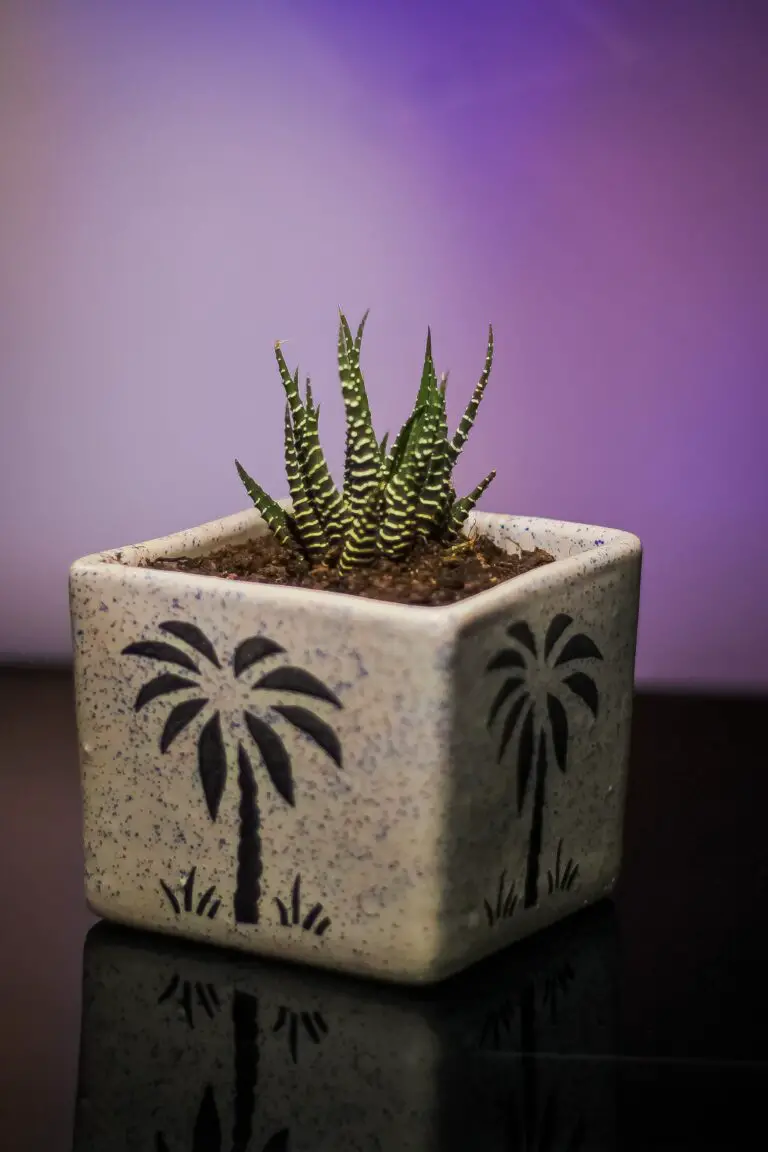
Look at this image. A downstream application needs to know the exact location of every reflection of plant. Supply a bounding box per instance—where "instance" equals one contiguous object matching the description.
[273,1005,329,1065]
[123,622,342,924]
[546,840,579,896]
[236,312,497,572]
[157,974,221,1030]
[160,866,221,920]
[486,615,602,909]
[275,874,331,936]
[484,871,518,926]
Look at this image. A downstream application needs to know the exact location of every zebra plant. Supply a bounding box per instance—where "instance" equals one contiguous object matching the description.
[235,311,496,574]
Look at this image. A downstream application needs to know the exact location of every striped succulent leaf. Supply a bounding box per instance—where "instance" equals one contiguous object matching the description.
[301,382,350,543]
[235,459,294,548]
[433,478,457,538]
[338,313,381,521]
[417,327,438,408]
[304,377,317,418]
[341,410,419,571]
[441,468,497,544]
[385,403,425,474]
[379,396,439,558]
[338,462,388,573]
[446,324,494,467]
[237,312,496,570]
[283,405,328,560]
[414,382,450,540]
[274,344,309,456]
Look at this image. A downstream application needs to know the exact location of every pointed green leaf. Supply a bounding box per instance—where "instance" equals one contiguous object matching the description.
[235,459,293,547]
[386,402,426,479]
[441,468,497,544]
[274,343,308,457]
[338,312,380,520]
[447,324,494,466]
[414,384,450,540]
[416,327,437,409]
[283,405,328,560]
[338,460,388,571]
[301,391,350,543]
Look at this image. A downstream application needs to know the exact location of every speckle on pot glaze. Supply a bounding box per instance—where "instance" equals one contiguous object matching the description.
[69,505,641,984]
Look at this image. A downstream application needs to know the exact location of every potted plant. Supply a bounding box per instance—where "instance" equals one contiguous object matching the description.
[70,311,641,985]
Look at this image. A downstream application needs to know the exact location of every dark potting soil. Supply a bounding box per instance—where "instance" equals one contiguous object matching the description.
[141,532,554,607]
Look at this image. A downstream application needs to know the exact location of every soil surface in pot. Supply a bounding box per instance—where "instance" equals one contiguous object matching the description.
[141,533,554,607]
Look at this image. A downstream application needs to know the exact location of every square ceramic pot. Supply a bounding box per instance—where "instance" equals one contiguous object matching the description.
[70,506,641,984]
[74,905,619,1152]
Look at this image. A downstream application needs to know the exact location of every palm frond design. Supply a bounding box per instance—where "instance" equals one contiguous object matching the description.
[123,622,343,925]
[157,972,221,1029]
[155,1085,221,1152]
[508,1088,587,1152]
[273,1003,329,1064]
[486,614,602,909]
[262,1133,290,1152]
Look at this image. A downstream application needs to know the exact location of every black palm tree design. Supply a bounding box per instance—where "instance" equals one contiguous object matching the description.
[510,978,586,1151]
[541,961,576,1025]
[155,1085,220,1152]
[486,615,602,910]
[484,871,518,926]
[273,1004,329,1064]
[160,866,221,920]
[123,621,343,925]
[275,874,331,936]
[154,1086,288,1152]
[157,972,221,1029]
[507,1088,586,1152]
[154,989,289,1152]
[546,840,579,896]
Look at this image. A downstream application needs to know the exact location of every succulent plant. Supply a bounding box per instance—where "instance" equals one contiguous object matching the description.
[235,311,496,573]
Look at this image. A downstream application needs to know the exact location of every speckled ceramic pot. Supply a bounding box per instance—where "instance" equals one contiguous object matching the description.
[69,506,641,984]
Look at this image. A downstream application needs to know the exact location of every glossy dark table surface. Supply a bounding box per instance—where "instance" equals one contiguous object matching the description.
[1,668,766,1150]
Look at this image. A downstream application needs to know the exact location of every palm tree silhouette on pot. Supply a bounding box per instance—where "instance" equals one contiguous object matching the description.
[123,621,342,925]
[486,614,602,909]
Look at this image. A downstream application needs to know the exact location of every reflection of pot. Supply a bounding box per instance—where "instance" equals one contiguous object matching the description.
[73,903,618,1152]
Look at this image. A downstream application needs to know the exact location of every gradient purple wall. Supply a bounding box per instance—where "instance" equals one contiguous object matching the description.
[1,0,766,687]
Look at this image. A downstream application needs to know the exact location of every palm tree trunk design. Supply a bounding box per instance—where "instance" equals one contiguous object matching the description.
[232,990,258,1152]
[520,981,538,1146]
[523,732,548,909]
[234,746,262,925]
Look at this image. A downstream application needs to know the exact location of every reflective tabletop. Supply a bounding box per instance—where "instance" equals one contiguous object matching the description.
[2,669,766,1150]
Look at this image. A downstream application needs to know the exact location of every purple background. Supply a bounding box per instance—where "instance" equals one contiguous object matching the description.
[1,0,766,686]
